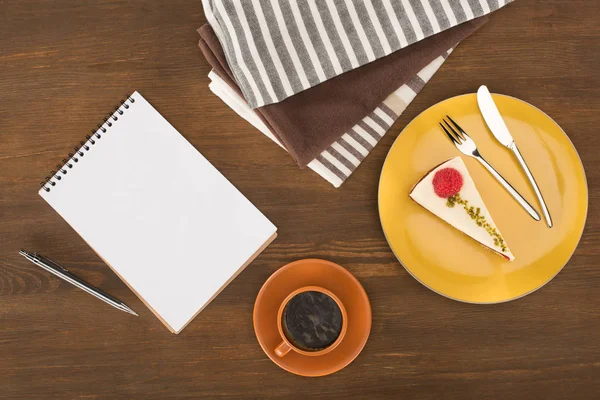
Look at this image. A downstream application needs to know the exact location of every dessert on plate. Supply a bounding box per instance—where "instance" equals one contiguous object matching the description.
[409,157,514,261]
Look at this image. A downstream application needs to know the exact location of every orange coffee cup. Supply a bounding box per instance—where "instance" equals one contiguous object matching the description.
[275,286,348,358]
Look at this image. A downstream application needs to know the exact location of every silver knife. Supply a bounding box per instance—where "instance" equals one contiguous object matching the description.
[477,85,552,228]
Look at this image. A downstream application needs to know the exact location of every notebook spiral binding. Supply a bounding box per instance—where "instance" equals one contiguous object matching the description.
[40,95,136,193]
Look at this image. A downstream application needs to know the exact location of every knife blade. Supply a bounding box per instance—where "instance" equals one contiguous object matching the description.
[476,85,553,228]
[477,86,514,147]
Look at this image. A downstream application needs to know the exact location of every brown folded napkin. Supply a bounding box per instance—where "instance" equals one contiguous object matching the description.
[199,17,487,168]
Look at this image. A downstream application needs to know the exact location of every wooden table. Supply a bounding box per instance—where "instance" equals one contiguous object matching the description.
[1,1,598,398]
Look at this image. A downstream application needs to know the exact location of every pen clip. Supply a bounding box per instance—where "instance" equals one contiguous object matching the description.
[33,253,69,272]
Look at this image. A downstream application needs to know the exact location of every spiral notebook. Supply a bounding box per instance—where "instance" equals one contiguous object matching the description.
[39,91,277,333]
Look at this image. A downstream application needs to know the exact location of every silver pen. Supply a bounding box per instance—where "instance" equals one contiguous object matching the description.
[19,250,138,316]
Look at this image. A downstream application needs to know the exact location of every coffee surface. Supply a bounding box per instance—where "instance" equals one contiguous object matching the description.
[283,291,343,351]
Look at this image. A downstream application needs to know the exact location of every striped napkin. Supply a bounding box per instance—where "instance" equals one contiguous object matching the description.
[199,18,486,168]
[199,0,513,187]
[208,51,451,187]
[202,0,512,108]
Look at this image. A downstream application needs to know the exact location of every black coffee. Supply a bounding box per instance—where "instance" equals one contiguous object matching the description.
[282,291,343,351]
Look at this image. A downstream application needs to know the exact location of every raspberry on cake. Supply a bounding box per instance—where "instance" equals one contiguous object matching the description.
[409,157,514,261]
[432,167,463,198]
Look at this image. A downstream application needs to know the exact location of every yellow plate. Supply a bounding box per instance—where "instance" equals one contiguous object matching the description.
[378,94,588,303]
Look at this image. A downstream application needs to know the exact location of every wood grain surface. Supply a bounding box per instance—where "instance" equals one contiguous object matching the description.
[1,1,599,399]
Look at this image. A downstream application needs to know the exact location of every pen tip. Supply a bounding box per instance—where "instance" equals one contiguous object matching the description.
[120,305,138,316]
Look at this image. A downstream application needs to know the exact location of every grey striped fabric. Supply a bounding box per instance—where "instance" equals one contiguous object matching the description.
[203,0,512,108]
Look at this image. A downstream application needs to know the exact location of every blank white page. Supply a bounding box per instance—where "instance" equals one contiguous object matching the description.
[40,92,277,333]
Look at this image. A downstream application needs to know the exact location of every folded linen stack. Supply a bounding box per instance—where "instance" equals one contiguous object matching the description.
[199,0,512,187]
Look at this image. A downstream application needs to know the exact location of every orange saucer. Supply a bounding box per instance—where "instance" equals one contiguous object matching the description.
[253,259,372,377]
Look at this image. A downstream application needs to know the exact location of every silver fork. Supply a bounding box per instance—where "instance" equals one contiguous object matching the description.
[440,116,541,221]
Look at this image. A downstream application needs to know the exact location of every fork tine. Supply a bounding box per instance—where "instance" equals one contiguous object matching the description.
[442,119,463,143]
[446,115,467,140]
[440,122,460,146]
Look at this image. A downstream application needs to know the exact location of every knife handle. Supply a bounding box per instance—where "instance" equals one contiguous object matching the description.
[474,154,541,221]
[510,143,553,228]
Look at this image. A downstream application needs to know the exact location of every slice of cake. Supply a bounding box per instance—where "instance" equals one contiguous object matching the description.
[410,157,514,261]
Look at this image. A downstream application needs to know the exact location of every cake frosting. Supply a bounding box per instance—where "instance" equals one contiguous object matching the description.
[410,157,514,261]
